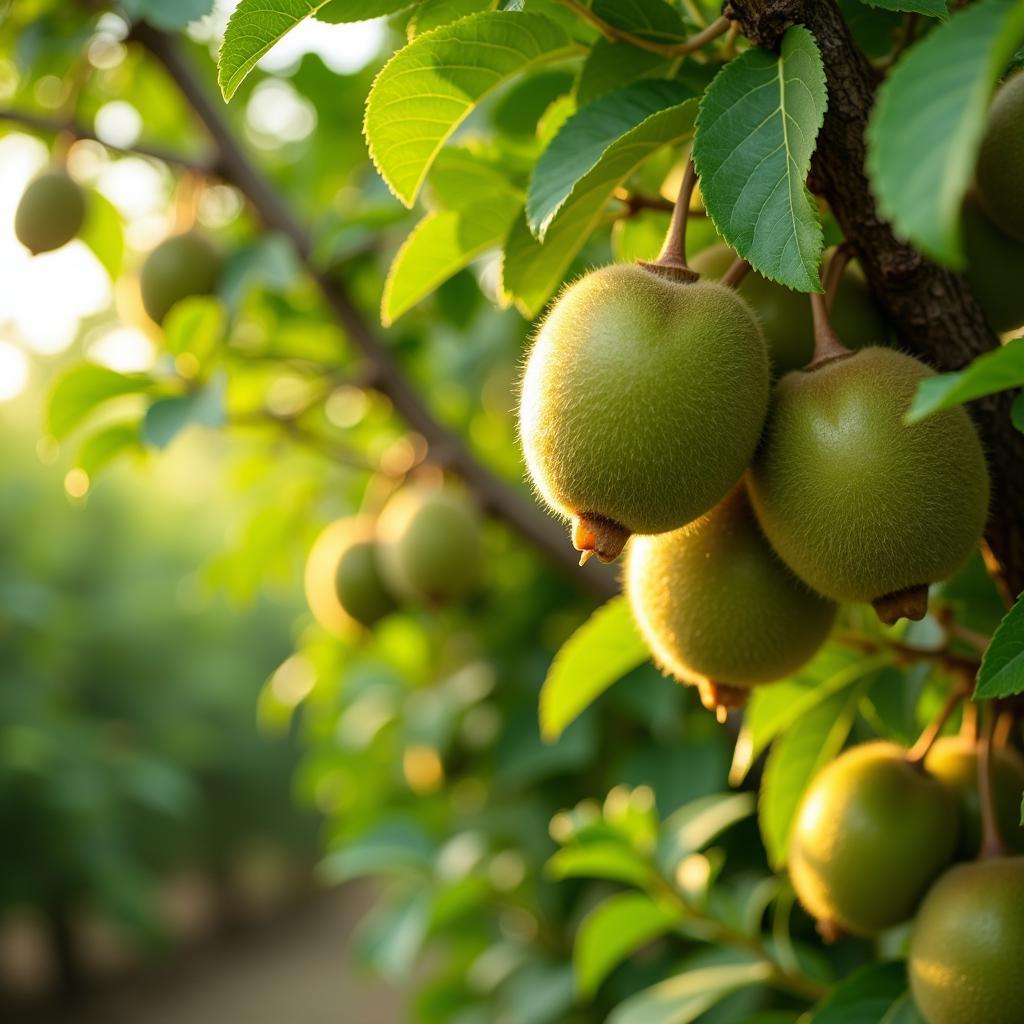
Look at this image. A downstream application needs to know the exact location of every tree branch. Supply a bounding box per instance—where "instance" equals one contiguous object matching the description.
[126,23,615,600]
[0,107,217,172]
[726,0,1024,599]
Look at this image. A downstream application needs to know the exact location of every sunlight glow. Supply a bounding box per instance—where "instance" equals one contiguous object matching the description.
[86,325,155,372]
[95,100,143,149]
[0,342,30,402]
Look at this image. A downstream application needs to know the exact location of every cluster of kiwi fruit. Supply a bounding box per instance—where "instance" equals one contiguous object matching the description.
[14,163,221,326]
[304,484,482,635]
[515,79,1023,711]
[788,737,1024,1024]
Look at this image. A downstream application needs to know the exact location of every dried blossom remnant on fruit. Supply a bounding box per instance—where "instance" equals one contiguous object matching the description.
[519,264,770,558]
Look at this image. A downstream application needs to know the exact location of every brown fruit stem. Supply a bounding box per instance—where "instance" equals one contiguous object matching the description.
[906,684,968,767]
[960,696,979,741]
[993,707,1014,750]
[872,584,929,625]
[806,287,853,371]
[571,513,631,565]
[977,702,1009,859]
[721,256,751,290]
[695,678,749,714]
[638,159,700,284]
[815,918,845,944]
[822,242,852,310]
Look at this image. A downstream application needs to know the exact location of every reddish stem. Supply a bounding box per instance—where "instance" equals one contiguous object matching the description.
[721,257,751,290]
[638,160,699,283]
[977,703,1008,859]
[906,684,968,766]
[807,291,852,370]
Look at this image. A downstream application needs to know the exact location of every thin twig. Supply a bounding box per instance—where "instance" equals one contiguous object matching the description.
[558,0,730,58]
[977,702,1008,858]
[655,159,698,269]
[822,242,852,310]
[721,256,751,289]
[906,684,969,765]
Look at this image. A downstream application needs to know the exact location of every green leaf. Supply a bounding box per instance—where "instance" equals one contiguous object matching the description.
[807,963,908,1023]
[577,39,671,106]
[974,592,1024,698]
[318,820,437,883]
[591,0,688,41]
[502,97,698,316]
[121,0,214,30]
[364,11,576,207]
[218,0,335,102]
[408,0,497,38]
[382,194,521,324]
[867,0,1024,266]
[656,793,755,877]
[758,683,864,869]
[693,25,827,292]
[574,893,678,997]
[47,363,154,441]
[906,337,1024,422]
[142,377,225,450]
[317,0,413,23]
[857,0,948,16]
[1012,391,1024,432]
[528,79,694,240]
[880,993,927,1024]
[75,422,142,478]
[607,960,774,1024]
[546,841,652,887]
[162,296,226,363]
[539,596,650,741]
[79,189,124,280]
[731,647,891,784]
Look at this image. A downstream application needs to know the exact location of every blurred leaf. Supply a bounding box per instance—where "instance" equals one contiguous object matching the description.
[502,98,698,317]
[1012,391,1024,432]
[75,421,142,478]
[319,820,437,882]
[219,0,334,100]
[499,962,575,1024]
[693,26,826,291]
[142,376,225,450]
[807,962,907,1022]
[528,79,694,240]
[607,959,774,1024]
[79,189,124,280]
[539,597,649,741]
[577,38,670,105]
[382,194,521,324]
[906,338,1024,422]
[357,887,435,979]
[758,683,864,869]
[974,592,1024,698]
[867,0,1024,265]
[162,296,226,362]
[656,793,755,877]
[47,363,154,441]
[408,0,497,38]
[880,993,927,1024]
[220,234,301,310]
[318,0,414,21]
[426,147,522,211]
[121,0,214,30]
[364,11,576,206]
[732,647,889,783]
[591,0,689,40]
[575,892,677,997]
[546,841,652,887]
[858,0,947,14]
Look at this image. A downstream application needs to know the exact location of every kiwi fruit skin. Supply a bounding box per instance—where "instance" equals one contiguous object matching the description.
[961,193,1024,333]
[14,170,86,254]
[626,487,836,690]
[519,264,769,542]
[909,857,1024,1024]
[789,741,959,936]
[691,243,886,375]
[377,487,481,603]
[304,518,396,634]
[976,73,1024,243]
[140,231,221,324]
[749,347,989,604]
[925,735,1024,856]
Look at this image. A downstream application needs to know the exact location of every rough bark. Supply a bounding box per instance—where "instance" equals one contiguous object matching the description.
[727,0,1024,599]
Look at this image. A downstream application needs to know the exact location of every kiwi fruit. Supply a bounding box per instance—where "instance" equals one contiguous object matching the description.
[749,347,989,623]
[961,193,1024,333]
[691,243,886,375]
[789,741,959,937]
[519,263,769,562]
[909,857,1024,1024]
[975,72,1024,243]
[304,518,397,633]
[377,486,481,603]
[14,169,86,255]
[925,735,1024,856]
[140,231,221,324]
[626,486,836,710]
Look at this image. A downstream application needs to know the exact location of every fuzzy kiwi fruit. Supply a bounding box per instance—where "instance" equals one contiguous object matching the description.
[962,194,1024,333]
[749,347,989,623]
[975,72,1024,243]
[140,231,221,324]
[789,742,959,937]
[519,263,769,562]
[15,169,86,255]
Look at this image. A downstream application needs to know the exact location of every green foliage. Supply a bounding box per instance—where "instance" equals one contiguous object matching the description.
[868,0,1024,265]
[974,593,1024,698]
[807,962,910,1022]
[693,26,827,291]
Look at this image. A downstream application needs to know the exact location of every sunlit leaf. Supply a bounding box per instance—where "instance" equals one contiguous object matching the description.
[974,592,1024,699]
[656,793,755,876]
[693,26,827,291]
[546,841,652,887]
[79,189,124,280]
[318,820,437,882]
[47,364,154,441]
